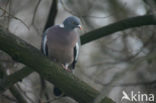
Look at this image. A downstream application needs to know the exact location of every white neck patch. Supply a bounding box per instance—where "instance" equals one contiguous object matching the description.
[59,24,64,28]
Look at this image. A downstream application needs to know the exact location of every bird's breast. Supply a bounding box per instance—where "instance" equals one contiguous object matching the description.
[47,31,78,64]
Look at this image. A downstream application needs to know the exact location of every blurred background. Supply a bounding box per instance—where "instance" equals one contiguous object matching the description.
[0,0,156,103]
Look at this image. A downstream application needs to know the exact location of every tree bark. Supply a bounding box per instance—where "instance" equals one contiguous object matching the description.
[0,63,29,103]
[0,27,114,103]
[0,14,156,103]
[80,15,156,45]
[0,67,33,93]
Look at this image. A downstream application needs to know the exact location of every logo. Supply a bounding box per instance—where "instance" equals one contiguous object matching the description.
[121,91,155,102]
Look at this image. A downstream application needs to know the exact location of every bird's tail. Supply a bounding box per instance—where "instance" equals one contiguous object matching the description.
[53,86,63,96]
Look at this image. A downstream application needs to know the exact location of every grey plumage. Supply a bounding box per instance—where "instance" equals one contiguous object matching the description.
[41,16,82,96]
[42,25,79,69]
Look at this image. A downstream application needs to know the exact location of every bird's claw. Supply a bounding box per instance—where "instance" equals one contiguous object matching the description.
[61,64,71,72]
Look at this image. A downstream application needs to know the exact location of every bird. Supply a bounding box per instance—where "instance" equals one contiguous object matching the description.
[41,16,82,96]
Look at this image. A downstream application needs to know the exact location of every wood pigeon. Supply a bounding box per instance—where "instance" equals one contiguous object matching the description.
[41,16,82,96]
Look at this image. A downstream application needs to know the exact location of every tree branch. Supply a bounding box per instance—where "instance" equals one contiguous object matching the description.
[9,86,28,103]
[1,14,156,103]
[40,0,58,102]
[0,63,28,103]
[1,15,156,90]
[80,15,156,45]
[43,0,58,31]
[0,67,33,93]
[0,27,114,103]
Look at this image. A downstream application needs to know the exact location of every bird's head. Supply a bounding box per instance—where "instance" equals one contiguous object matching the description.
[63,16,83,31]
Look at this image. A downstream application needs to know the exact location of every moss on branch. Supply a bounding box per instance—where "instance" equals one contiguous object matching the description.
[1,14,156,103]
[0,27,114,103]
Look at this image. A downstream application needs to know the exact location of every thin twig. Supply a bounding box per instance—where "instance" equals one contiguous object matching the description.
[111,80,156,87]
[81,15,112,19]
[9,85,28,103]
[94,78,156,87]
[31,0,42,25]
[125,32,154,61]
[7,0,12,30]
[0,0,10,17]
[0,94,17,102]
[60,0,113,19]
[41,96,63,103]
[0,6,30,30]
[59,0,77,16]
[31,0,42,35]
[16,84,36,103]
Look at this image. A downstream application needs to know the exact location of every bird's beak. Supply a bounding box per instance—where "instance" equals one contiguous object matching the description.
[77,25,83,30]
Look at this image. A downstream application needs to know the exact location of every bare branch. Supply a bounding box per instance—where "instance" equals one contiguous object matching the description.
[16,84,36,103]
[111,80,156,87]
[80,15,156,45]
[0,63,29,103]
[31,0,42,25]
[59,0,77,16]
[0,67,33,93]
[41,96,62,103]
[0,26,114,103]
[0,94,16,102]
[0,6,30,30]
[9,85,28,103]
[43,0,58,31]
[1,14,156,103]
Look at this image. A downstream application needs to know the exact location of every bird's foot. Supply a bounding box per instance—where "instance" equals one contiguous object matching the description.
[61,64,71,72]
